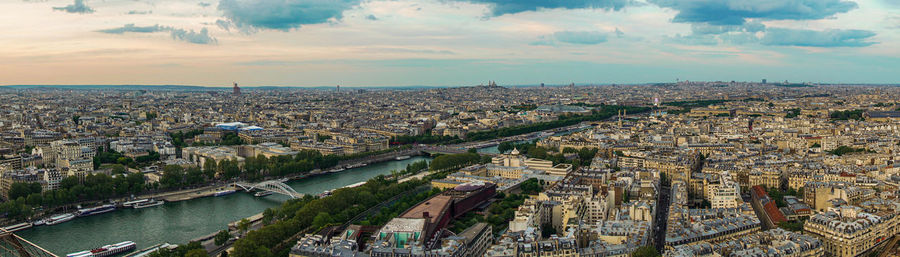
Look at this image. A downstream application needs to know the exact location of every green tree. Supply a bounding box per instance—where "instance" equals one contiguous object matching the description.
[632,246,660,257]
[215,229,231,246]
[238,218,251,235]
[184,249,208,257]
[312,212,333,229]
[160,165,185,189]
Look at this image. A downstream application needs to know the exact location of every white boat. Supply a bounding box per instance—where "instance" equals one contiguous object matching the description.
[395,155,411,160]
[213,189,236,197]
[3,222,33,232]
[32,220,45,226]
[134,200,164,209]
[122,199,150,208]
[44,213,76,226]
[67,241,137,257]
[77,204,117,217]
[254,191,273,197]
[328,168,345,173]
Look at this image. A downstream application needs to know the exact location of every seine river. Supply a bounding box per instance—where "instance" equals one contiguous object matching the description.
[18,156,431,255]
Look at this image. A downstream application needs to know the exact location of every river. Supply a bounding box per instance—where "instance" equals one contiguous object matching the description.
[18,156,431,255]
[477,126,590,154]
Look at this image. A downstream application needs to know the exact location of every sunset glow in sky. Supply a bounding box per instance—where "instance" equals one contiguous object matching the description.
[2,0,898,86]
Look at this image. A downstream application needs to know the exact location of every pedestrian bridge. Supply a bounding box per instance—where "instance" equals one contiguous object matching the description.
[233,180,304,199]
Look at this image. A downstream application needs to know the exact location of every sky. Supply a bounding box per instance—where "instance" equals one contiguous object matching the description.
[1,0,898,87]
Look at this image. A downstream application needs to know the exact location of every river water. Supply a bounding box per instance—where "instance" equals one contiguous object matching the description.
[18,156,431,255]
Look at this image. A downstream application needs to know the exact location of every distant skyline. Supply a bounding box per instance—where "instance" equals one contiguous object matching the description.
[1,0,898,86]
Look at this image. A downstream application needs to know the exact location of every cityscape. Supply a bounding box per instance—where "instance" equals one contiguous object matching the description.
[2,82,900,257]
[2,0,900,257]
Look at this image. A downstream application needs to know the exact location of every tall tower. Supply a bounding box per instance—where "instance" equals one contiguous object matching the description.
[233,82,240,96]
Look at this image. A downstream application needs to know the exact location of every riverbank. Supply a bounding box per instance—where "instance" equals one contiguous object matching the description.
[18,156,433,255]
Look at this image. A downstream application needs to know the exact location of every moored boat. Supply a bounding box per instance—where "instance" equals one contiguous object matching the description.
[77,204,117,217]
[122,199,150,208]
[44,213,76,226]
[67,241,137,257]
[395,155,411,160]
[213,189,236,197]
[254,191,273,197]
[133,199,164,209]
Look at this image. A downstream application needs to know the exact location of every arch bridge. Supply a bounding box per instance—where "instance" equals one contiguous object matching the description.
[233,180,304,199]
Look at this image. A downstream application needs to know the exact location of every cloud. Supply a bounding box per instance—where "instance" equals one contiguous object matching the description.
[127,10,151,15]
[667,33,719,45]
[198,2,211,7]
[366,14,378,20]
[691,22,765,35]
[553,31,608,44]
[97,24,218,45]
[615,28,625,38]
[217,0,363,31]
[463,0,632,16]
[52,0,94,14]
[216,19,232,31]
[760,28,876,47]
[649,0,858,25]
[532,31,609,46]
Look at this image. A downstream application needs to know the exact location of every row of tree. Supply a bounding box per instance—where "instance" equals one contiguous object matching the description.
[429,152,489,171]
[230,175,428,256]
[1,172,146,221]
[391,132,462,145]
[465,105,649,141]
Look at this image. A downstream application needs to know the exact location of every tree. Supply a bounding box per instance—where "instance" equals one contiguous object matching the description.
[632,245,660,257]
[8,182,40,200]
[312,212,333,229]
[204,158,218,179]
[215,229,231,246]
[184,249,208,257]
[238,218,251,235]
[160,165,185,189]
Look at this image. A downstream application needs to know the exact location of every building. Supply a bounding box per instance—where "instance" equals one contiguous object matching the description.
[0,168,41,200]
[803,205,900,257]
[370,183,496,256]
[709,171,741,209]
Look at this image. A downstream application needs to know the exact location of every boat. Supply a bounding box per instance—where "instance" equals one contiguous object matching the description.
[122,199,150,208]
[3,222,33,232]
[77,204,117,217]
[67,241,137,257]
[328,168,345,173]
[345,163,366,169]
[133,199,164,209]
[44,213,76,226]
[213,189,236,197]
[254,191,273,197]
[395,155,411,160]
[318,190,333,198]
[32,219,45,226]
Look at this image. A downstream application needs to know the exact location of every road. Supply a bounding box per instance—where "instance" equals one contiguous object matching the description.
[654,180,671,253]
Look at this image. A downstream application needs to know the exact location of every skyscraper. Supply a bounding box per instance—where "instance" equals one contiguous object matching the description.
[233,82,241,96]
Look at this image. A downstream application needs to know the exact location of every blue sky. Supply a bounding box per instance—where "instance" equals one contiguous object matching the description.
[0,0,897,86]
